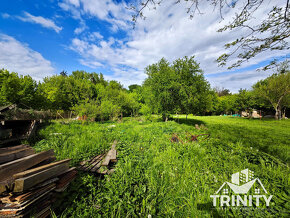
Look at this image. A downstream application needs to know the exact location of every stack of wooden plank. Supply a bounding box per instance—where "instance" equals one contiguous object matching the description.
[0,144,77,217]
[79,140,117,175]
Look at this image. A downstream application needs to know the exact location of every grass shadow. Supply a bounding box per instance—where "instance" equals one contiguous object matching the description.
[173,117,206,126]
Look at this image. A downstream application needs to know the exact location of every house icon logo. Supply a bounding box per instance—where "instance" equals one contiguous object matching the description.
[210,169,273,207]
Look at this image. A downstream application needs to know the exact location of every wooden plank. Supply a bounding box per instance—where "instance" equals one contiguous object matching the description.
[91,158,106,172]
[79,154,103,171]
[32,156,57,168]
[1,183,55,204]
[14,162,69,192]
[111,140,117,149]
[56,169,77,190]
[0,182,7,194]
[0,144,30,153]
[0,179,13,194]
[110,149,117,162]
[0,150,55,182]
[101,150,114,166]
[86,153,105,171]
[0,147,35,164]
[13,159,70,180]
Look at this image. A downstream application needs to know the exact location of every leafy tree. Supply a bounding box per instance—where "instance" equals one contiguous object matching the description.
[72,99,99,121]
[0,69,38,108]
[173,56,212,116]
[214,87,231,97]
[143,56,211,120]
[235,89,255,113]
[143,58,180,121]
[253,71,290,119]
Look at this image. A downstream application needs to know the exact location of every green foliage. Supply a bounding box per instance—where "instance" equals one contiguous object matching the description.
[253,70,290,119]
[33,116,290,217]
[139,104,152,120]
[0,69,39,107]
[143,56,212,120]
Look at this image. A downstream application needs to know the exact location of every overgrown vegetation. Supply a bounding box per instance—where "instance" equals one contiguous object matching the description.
[32,116,290,217]
[0,57,289,120]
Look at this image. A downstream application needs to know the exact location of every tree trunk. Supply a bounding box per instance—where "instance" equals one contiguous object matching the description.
[186,114,188,120]
[165,116,168,122]
[274,106,281,120]
[282,108,286,119]
[278,108,282,120]
[275,109,278,120]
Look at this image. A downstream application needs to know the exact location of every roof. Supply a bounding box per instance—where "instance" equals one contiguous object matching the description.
[216,178,267,194]
[0,104,16,114]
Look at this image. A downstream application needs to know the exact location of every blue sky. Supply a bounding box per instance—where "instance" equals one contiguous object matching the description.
[0,0,288,92]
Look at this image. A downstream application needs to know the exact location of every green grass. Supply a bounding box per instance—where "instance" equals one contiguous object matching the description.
[32,116,290,217]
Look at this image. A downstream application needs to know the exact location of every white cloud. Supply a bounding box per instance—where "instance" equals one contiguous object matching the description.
[206,69,273,93]
[61,0,289,90]
[0,34,55,80]
[59,0,132,31]
[1,13,10,19]
[74,20,87,34]
[17,12,63,33]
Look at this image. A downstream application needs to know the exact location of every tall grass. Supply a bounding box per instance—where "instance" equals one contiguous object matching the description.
[32,116,290,217]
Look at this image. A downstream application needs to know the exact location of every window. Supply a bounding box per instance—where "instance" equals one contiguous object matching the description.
[223,189,228,194]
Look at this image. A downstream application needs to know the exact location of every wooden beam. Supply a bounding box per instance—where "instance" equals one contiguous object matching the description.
[111,140,117,149]
[101,150,114,166]
[13,159,70,180]
[14,162,69,192]
[0,144,30,153]
[0,147,35,164]
[0,149,54,182]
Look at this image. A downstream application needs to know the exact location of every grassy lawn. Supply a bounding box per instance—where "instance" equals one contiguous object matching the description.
[31,116,290,217]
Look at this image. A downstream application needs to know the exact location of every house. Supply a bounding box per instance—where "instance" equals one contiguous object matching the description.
[215,169,268,195]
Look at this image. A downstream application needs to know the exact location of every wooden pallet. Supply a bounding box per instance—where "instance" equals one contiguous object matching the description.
[78,140,118,174]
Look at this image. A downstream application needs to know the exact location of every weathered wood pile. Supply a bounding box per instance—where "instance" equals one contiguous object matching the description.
[79,140,117,175]
[0,144,77,217]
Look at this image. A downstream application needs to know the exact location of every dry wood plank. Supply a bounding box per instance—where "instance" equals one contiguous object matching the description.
[101,150,114,166]
[0,147,35,164]
[35,206,51,218]
[0,189,53,212]
[14,162,69,192]
[0,179,14,194]
[91,160,106,172]
[111,140,117,149]
[58,167,76,176]
[0,144,30,154]
[86,153,106,171]
[0,150,54,182]
[79,154,103,171]
[110,149,117,162]
[56,169,77,190]
[32,156,57,168]
[1,183,55,204]
[0,182,7,194]
[13,159,71,180]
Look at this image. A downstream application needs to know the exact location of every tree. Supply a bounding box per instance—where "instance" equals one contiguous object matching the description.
[0,69,38,108]
[143,56,211,120]
[235,89,255,113]
[143,58,180,121]
[214,87,231,97]
[253,70,290,119]
[131,0,289,69]
[173,56,211,117]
